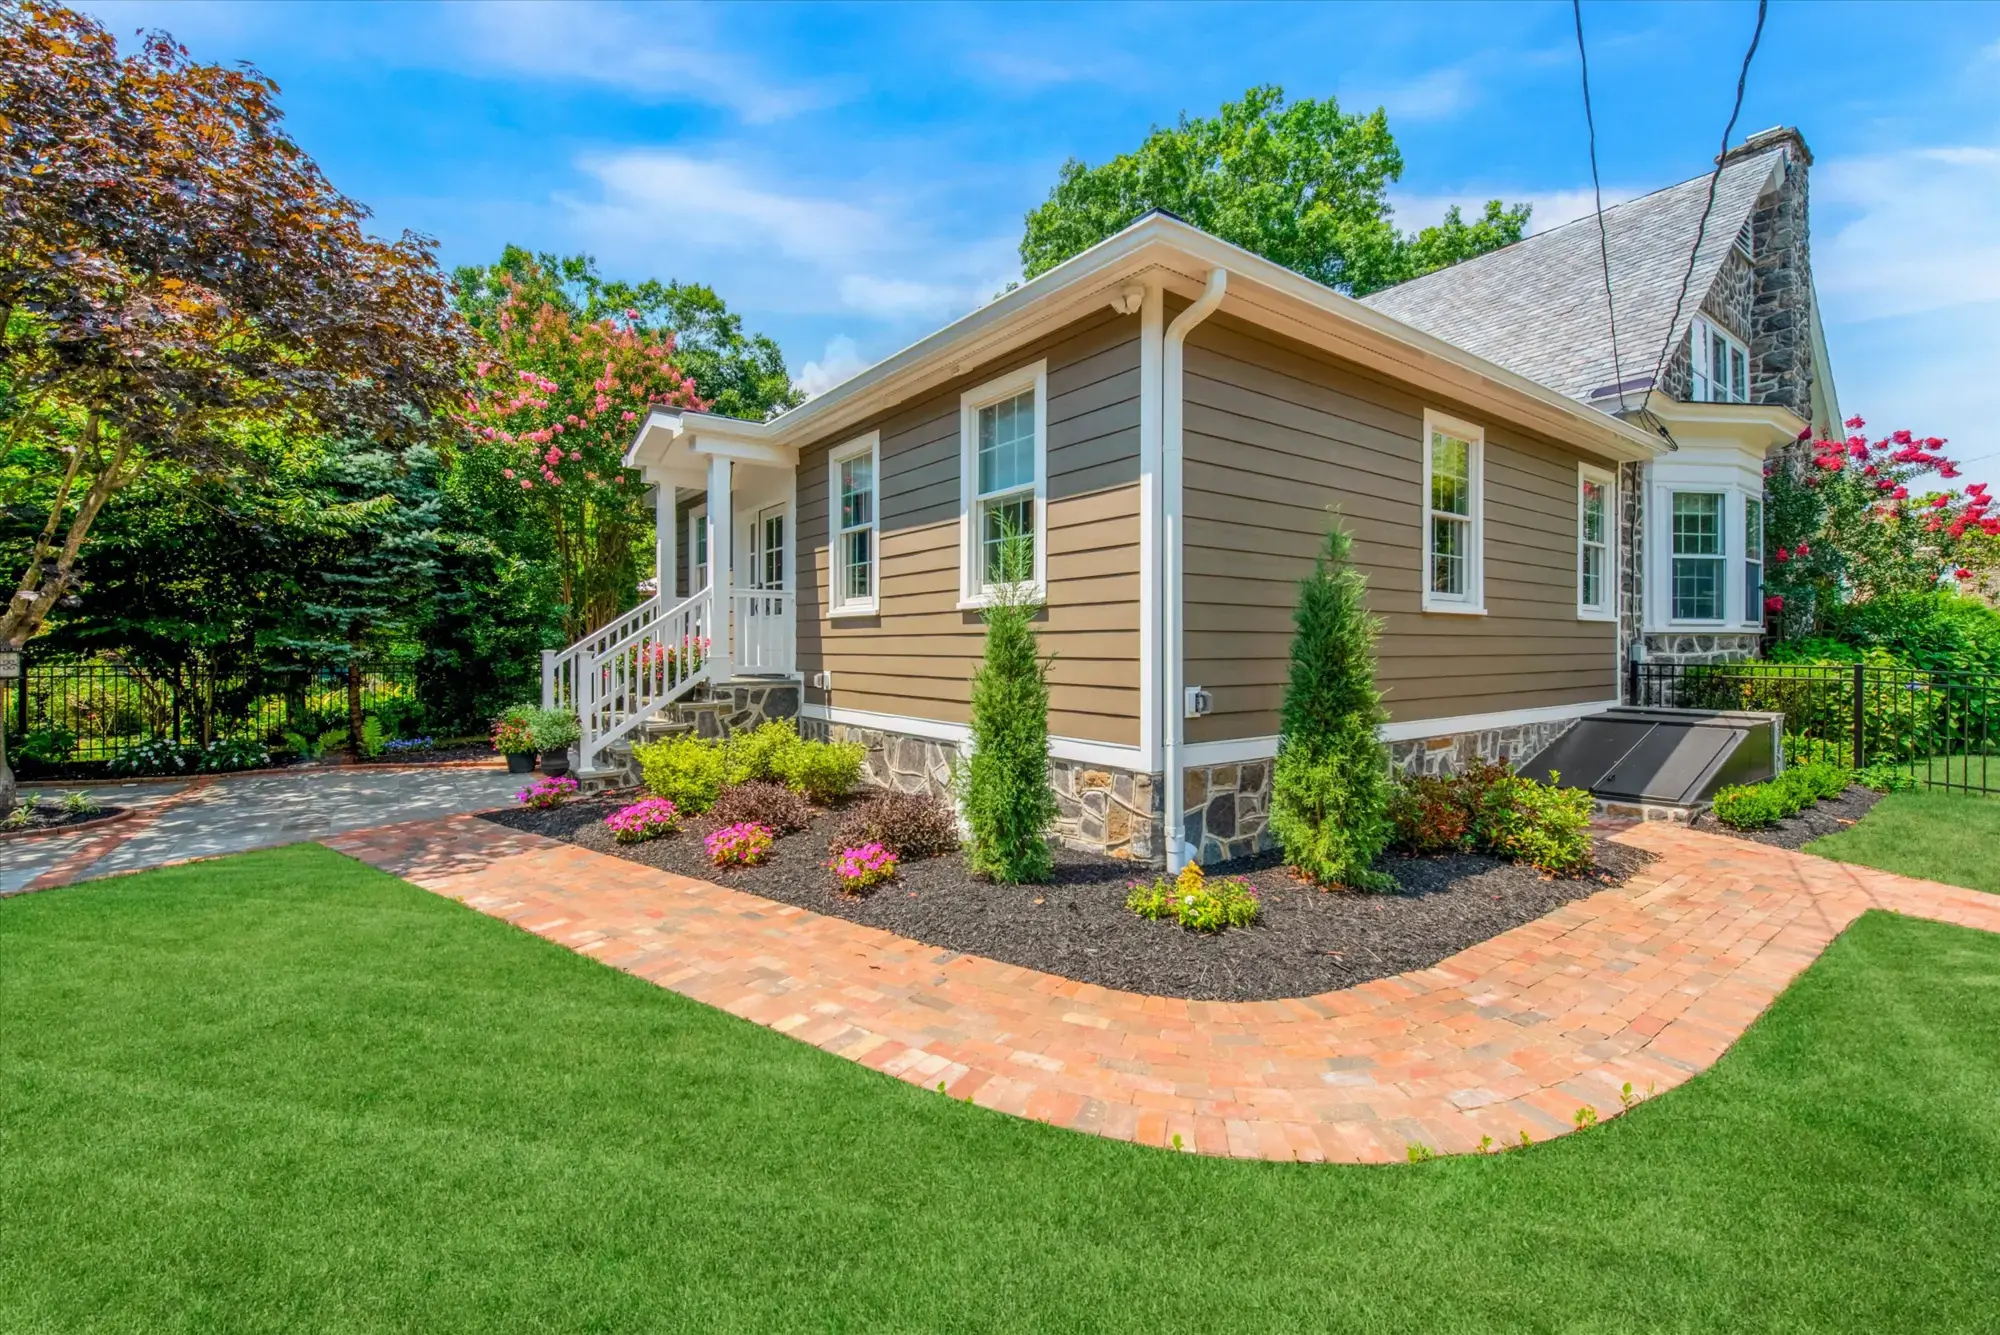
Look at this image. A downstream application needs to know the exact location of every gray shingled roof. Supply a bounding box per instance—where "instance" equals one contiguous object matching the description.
[1361,146,1785,409]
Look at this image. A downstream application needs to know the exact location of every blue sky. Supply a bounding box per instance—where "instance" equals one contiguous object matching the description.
[84,0,2000,487]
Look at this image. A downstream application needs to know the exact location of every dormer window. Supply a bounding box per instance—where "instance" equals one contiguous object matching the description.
[1690,317,1749,404]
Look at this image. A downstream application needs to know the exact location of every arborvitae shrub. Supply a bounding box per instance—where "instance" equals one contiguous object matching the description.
[962,584,1056,883]
[1268,523,1395,889]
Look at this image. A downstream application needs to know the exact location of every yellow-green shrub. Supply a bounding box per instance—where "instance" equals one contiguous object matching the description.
[723,720,801,785]
[633,733,726,813]
[773,737,865,804]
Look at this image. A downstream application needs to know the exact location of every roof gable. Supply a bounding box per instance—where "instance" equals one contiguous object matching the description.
[1360,147,1786,407]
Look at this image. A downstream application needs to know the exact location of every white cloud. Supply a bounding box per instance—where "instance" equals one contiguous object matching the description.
[454,1,839,122]
[1346,65,1477,122]
[796,336,870,398]
[1815,145,2000,321]
[1389,185,1643,236]
[839,274,980,321]
[568,152,883,265]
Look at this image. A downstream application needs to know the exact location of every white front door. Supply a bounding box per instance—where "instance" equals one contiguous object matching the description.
[738,503,791,673]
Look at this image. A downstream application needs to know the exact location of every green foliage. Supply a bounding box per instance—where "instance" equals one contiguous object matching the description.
[490,706,538,756]
[106,739,202,776]
[1856,763,1918,793]
[772,737,866,805]
[1269,523,1393,889]
[358,716,386,760]
[962,585,1057,884]
[723,719,802,785]
[1019,85,1528,296]
[14,728,76,767]
[528,709,581,753]
[60,789,98,816]
[1126,863,1261,932]
[281,730,325,763]
[1472,770,1596,876]
[827,791,961,862]
[711,780,813,834]
[1814,593,2000,676]
[1712,761,1856,830]
[634,732,726,814]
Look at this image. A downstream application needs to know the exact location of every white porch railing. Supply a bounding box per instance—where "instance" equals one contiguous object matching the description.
[544,583,714,772]
[728,587,795,676]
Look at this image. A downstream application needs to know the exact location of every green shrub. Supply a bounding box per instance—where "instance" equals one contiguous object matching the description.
[529,708,581,753]
[1127,863,1260,933]
[359,715,386,759]
[1474,770,1595,876]
[14,728,76,767]
[828,790,960,861]
[711,780,813,834]
[633,732,727,813]
[1856,762,1918,793]
[1711,782,1792,829]
[1787,760,1853,803]
[1386,773,1472,854]
[961,570,1057,884]
[1269,524,1394,889]
[772,738,864,804]
[724,720,801,785]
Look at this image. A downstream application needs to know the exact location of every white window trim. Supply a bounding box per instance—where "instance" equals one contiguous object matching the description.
[826,431,881,619]
[1690,316,1750,405]
[1576,461,1617,622]
[1420,408,1486,615]
[957,360,1048,609]
[1743,493,1766,631]
[689,502,709,592]
[1667,488,1729,625]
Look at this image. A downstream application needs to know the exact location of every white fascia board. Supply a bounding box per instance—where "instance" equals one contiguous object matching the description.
[749,214,1668,465]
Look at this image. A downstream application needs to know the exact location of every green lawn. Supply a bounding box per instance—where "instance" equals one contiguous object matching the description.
[4,845,1999,1333]
[1809,788,2000,894]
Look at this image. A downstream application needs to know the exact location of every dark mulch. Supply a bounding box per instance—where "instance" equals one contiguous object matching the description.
[359,743,498,766]
[482,793,1656,1003]
[1690,784,1883,851]
[2,801,125,836]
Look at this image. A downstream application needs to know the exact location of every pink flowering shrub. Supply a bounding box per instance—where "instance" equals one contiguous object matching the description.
[830,842,898,894]
[704,821,773,868]
[516,774,579,809]
[604,797,679,844]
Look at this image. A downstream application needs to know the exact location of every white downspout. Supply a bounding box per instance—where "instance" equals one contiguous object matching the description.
[1162,267,1228,873]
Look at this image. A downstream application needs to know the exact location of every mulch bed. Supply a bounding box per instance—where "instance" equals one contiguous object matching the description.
[1690,784,1883,851]
[482,792,1656,1003]
[357,743,499,766]
[1,801,127,839]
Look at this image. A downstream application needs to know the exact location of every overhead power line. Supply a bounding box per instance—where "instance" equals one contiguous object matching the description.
[1572,0,1629,414]
[1645,0,1769,406]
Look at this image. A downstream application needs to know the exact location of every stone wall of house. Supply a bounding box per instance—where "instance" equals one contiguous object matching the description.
[1736,129,1817,422]
[1051,760,1161,862]
[1618,459,1646,692]
[1641,631,1763,667]
[672,680,800,740]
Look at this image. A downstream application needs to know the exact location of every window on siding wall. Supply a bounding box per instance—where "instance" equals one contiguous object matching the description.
[1744,496,1765,625]
[828,433,878,615]
[1421,411,1484,613]
[1690,317,1750,404]
[1578,464,1615,620]
[958,362,1047,604]
[1671,492,1726,620]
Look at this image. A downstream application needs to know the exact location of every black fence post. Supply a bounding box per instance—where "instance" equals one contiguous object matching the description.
[1851,661,1866,770]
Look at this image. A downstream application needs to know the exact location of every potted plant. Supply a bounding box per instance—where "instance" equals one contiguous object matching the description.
[532,708,582,777]
[491,705,538,774]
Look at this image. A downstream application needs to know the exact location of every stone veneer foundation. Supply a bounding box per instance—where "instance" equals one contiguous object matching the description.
[1641,631,1764,668]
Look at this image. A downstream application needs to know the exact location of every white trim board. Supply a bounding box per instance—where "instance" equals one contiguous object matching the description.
[1179,700,1621,768]
[796,703,1144,770]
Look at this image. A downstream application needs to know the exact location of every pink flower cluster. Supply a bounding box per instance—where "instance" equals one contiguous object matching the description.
[705,821,773,868]
[830,842,898,894]
[516,774,579,809]
[604,797,679,844]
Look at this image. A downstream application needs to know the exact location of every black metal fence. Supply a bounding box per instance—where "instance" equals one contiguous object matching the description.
[1630,659,2000,797]
[3,657,421,767]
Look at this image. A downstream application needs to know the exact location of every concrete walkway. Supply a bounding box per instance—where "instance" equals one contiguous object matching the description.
[327,814,2000,1163]
[3,766,523,894]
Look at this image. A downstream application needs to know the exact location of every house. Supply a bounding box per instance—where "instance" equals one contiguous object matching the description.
[551,126,1833,870]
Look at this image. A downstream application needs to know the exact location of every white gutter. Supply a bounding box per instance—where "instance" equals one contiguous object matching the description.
[1136,284,1165,776]
[1162,267,1227,872]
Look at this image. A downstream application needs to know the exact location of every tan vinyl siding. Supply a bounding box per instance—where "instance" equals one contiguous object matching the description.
[797,310,1142,746]
[1182,314,1618,744]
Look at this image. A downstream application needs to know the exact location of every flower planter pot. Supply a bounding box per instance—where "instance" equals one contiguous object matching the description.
[505,750,537,775]
[541,746,571,778]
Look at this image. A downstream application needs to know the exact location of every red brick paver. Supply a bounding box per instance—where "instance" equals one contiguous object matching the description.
[325,817,2000,1162]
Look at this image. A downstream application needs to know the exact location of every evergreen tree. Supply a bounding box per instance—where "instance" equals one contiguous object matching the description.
[962,536,1057,883]
[1268,522,1395,889]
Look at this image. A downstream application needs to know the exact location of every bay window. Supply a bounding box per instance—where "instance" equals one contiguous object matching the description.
[1745,496,1765,625]
[1421,410,1484,613]
[1690,317,1750,404]
[1671,491,1726,621]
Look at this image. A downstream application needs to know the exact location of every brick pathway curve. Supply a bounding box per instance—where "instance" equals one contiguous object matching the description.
[326,816,2000,1162]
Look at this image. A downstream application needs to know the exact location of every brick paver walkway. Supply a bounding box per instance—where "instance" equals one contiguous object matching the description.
[326,816,2000,1162]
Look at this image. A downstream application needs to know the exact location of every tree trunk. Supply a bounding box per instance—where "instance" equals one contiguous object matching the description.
[0,710,14,815]
[346,657,364,761]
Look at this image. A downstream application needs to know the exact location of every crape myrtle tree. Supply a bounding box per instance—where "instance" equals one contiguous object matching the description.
[0,2,465,806]
[1764,416,1999,638]
[1268,523,1395,890]
[1019,85,1530,296]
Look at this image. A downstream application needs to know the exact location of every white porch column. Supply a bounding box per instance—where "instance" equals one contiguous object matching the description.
[707,453,733,681]
[658,484,676,601]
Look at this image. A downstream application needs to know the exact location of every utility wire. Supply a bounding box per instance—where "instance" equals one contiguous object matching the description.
[1573,0,1629,414]
[1645,0,1768,408]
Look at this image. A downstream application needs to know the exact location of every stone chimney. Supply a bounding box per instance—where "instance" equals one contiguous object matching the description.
[1728,127,1816,421]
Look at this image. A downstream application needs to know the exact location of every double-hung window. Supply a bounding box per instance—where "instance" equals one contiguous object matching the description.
[828,432,879,616]
[1421,410,1484,613]
[1744,495,1765,625]
[959,362,1047,603]
[690,503,709,591]
[1690,317,1750,404]
[1577,464,1615,620]
[1671,492,1726,620]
